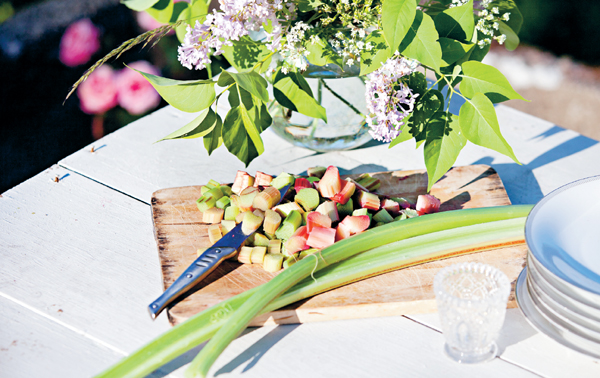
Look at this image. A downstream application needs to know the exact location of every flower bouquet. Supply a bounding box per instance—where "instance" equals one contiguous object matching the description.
[69,0,524,190]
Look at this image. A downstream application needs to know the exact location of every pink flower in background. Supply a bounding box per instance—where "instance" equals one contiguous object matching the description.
[77,65,118,114]
[59,18,101,67]
[135,11,164,32]
[116,61,161,115]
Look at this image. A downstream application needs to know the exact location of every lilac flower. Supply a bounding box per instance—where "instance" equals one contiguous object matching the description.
[364,57,418,143]
[177,0,294,71]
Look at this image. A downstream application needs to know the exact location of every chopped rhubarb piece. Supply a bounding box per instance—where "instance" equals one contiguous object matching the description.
[331,180,356,205]
[271,172,295,190]
[294,177,312,193]
[381,199,401,215]
[336,198,354,217]
[203,207,224,224]
[292,225,309,239]
[299,248,319,259]
[254,171,273,187]
[250,246,267,264]
[238,186,259,211]
[268,239,282,254]
[284,235,310,255]
[335,222,352,241]
[373,208,394,223]
[306,227,336,249]
[356,173,381,191]
[273,202,304,217]
[275,210,302,240]
[403,208,420,218]
[263,209,282,235]
[306,211,332,233]
[391,197,413,209]
[207,224,223,244]
[315,201,339,223]
[357,191,380,211]
[252,186,281,211]
[241,211,263,235]
[263,253,284,272]
[295,188,320,212]
[232,171,254,194]
[307,166,327,178]
[416,194,441,215]
[220,219,236,234]
[237,246,253,264]
[318,166,342,198]
[340,215,370,234]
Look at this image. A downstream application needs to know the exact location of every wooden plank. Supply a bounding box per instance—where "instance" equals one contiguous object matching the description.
[0,165,174,354]
[0,295,123,378]
[152,164,526,326]
[406,309,600,378]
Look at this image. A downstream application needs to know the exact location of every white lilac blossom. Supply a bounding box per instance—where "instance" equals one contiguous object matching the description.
[364,57,418,143]
[474,1,510,48]
[328,26,372,67]
[279,21,312,73]
[178,0,295,70]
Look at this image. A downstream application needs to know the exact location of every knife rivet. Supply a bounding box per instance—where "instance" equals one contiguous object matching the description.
[186,273,193,278]
[215,248,221,254]
[151,304,157,309]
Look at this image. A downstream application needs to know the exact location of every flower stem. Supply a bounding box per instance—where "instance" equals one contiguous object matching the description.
[319,78,365,118]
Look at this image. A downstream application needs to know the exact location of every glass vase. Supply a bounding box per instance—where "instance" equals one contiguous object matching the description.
[269,64,372,152]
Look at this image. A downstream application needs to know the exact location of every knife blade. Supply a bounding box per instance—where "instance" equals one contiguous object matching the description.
[148,183,291,319]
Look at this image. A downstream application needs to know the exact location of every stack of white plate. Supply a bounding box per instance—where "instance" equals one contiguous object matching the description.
[516,175,600,358]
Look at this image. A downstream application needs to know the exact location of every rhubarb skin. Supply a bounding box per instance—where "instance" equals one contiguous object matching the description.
[284,235,309,255]
[357,191,380,211]
[254,171,273,187]
[331,180,356,205]
[381,199,401,215]
[315,201,339,223]
[306,211,332,233]
[294,177,312,193]
[340,215,370,234]
[306,226,336,249]
[318,166,342,198]
[335,222,352,241]
[416,194,441,215]
[232,171,254,194]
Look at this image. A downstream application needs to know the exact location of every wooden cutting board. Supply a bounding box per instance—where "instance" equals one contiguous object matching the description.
[151,165,527,326]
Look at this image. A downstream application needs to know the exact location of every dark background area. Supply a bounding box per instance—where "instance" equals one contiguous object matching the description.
[1,0,599,193]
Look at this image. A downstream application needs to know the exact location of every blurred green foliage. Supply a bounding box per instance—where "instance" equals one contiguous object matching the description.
[516,0,600,65]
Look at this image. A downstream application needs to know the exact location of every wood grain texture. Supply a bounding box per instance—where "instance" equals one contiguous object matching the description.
[152,164,526,326]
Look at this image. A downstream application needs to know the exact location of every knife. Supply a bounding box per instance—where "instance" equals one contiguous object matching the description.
[148,184,291,320]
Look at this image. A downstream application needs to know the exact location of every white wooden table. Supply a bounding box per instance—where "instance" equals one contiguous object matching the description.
[2,103,600,377]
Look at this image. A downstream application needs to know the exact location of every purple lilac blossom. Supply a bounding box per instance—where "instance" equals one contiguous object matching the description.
[364,57,418,143]
[178,0,294,70]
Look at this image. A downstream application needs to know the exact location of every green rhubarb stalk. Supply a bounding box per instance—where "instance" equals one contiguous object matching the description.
[188,205,532,377]
[93,207,531,378]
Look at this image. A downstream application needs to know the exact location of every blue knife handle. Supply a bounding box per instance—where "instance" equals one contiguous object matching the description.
[148,245,237,319]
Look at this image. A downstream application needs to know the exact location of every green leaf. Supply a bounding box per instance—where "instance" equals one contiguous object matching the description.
[131,67,216,112]
[121,0,160,12]
[297,0,323,12]
[175,1,208,43]
[273,70,327,122]
[221,37,273,73]
[226,85,267,155]
[398,11,442,72]
[424,111,466,191]
[305,37,343,68]
[460,61,525,103]
[491,0,522,34]
[218,71,269,103]
[388,125,413,148]
[497,20,519,51]
[146,0,173,23]
[157,108,218,141]
[203,114,223,155]
[439,38,472,67]
[433,0,474,42]
[223,106,261,166]
[458,93,519,163]
[382,0,417,52]
[360,31,392,76]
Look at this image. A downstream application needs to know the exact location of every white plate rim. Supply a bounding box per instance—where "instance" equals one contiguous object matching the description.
[524,175,600,295]
[516,267,600,359]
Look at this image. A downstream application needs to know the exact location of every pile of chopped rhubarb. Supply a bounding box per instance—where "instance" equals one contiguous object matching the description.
[195,166,441,272]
